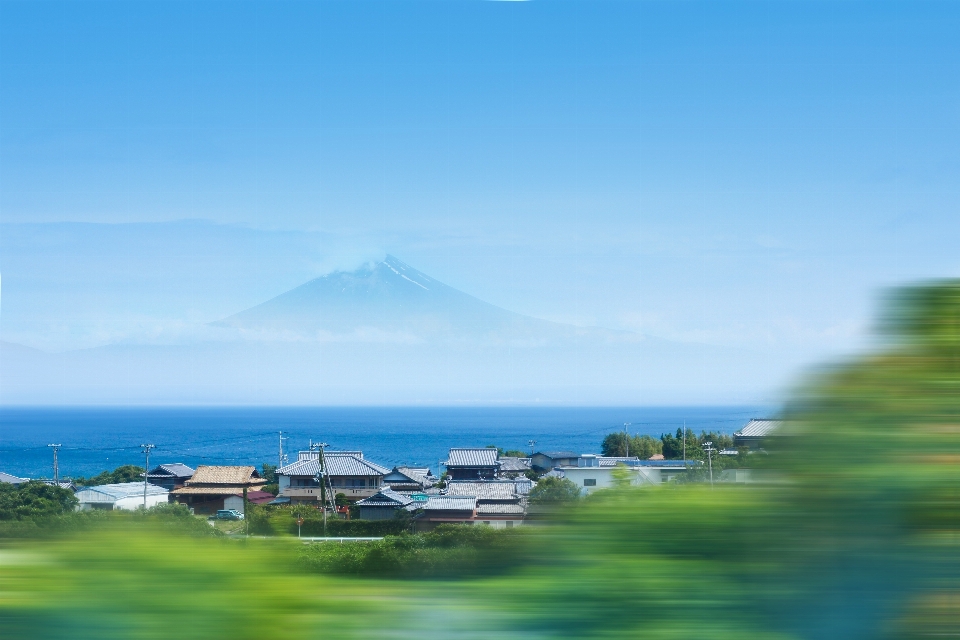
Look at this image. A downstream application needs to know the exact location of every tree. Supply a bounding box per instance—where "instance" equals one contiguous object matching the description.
[528,476,581,505]
[0,481,78,520]
[75,465,145,486]
[601,432,663,458]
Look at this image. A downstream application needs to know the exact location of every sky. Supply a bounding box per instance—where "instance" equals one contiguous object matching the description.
[2,1,960,402]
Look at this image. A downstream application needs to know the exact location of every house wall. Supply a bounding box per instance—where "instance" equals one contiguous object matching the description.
[114,494,168,511]
[358,505,401,521]
[223,495,245,514]
[475,519,522,529]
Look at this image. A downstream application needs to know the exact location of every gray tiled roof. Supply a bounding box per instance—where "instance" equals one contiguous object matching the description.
[356,488,414,507]
[423,495,477,511]
[446,481,520,501]
[477,503,526,516]
[498,457,532,472]
[384,467,432,488]
[146,463,195,479]
[735,419,783,438]
[535,451,580,459]
[278,452,389,478]
[444,448,499,467]
[0,471,28,484]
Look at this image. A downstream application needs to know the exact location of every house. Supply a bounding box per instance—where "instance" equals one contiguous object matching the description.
[497,457,532,478]
[383,466,435,492]
[0,472,29,486]
[145,463,195,491]
[76,482,169,511]
[554,456,702,494]
[171,466,266,515]
[530,451,581,472]
[42,480,77,491]
[446,480,526,528]
[277,450,390,504]
[443,448,500,480]
[414,495,477,531]
[734,419,783,450]
[222,490,276,515]
[356,488,425,520]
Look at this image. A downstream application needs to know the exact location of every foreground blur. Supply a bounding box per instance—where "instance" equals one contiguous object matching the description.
[3,282,960,639]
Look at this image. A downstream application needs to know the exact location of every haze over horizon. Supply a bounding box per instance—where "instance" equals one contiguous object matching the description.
[2,2,960,404]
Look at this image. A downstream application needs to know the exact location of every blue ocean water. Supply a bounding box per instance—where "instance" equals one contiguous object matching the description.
[0,406,770,480]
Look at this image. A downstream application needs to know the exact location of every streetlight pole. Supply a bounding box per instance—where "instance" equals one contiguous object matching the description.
[47,444,61,486]
[140,444,155,509]
[623,423,631,457]
[528,440,536,456]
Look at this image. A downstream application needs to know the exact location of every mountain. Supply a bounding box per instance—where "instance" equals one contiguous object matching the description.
[0,257,778,405]
[213,255,617,346]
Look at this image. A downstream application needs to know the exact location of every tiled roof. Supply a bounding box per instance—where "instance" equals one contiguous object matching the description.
[423,495,476,511]
[0,471,28,484]
[735,419,783,438]
[384,467,432,487]
[445,448,499,467]
[186,466,262,486]
[477,503,526,516]
[146,463,195,479]
[513,478,533,495]
[278,453,389,477]
[446,481,520,501]
[357,488,414,508]
[78,482,168,500]
[498,457,532,472]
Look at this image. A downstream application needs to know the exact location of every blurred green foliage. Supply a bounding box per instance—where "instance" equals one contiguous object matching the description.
[298,524,530,579]
[528,476,581,504]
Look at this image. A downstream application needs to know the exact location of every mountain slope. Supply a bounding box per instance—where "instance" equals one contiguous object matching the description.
[214,255,621,345]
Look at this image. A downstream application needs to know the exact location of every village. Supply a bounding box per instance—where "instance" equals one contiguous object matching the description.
[0,419,779,534]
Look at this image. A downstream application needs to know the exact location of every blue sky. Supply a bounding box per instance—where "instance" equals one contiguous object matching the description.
[2,1,960,400]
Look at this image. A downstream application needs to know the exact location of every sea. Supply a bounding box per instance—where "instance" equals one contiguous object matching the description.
[0,406,771,480]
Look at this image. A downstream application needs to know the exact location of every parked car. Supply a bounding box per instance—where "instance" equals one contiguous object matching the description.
[215,509,244,520]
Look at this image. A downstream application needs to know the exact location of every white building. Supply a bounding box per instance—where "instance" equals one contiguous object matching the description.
[555,455,701,495]
[76,482,169,511]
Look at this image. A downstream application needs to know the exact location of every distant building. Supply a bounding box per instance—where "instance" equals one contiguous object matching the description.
[446,480,526,528]
[356,488,425,521]
[382,466,435,492]
[0,472,29,486]
[76,482,169,511]
[443,448,500,480]
[171,466,266,515]
[42,480,77,491]
[554,455,702,494]
[145,463,195,491]
[497,457,533,478]
[278,451,389,504]
[733,419,783,450]
[414,495,478,531]
[530,451,581,472]
[222,490,276,515]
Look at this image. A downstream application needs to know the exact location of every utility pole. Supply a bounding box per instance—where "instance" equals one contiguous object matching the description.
[703,441,715,487]
[528,440,536,456]
[140,444,155,509]
[683,421,687,467]
[278,431,288,469]
[623,423,631,457]
[47,444,61,486]
[312,442,331,536]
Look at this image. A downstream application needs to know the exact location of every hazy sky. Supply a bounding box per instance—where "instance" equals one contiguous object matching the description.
[3,2,960,392]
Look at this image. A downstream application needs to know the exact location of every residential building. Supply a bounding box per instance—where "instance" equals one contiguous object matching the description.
[356,488,426,520]
[42,480,77,491]
[530,451,581,472]
[734,419,783,450]
[414,495,477,531]
[277,450,389,504]
[145,463,195,491]
[497,457,533,478]
[383,466,435,492]
[555,455,702,494]
[446,480,526,528]
[171,466,266,515]
[443,448,500,480]
[76,482,169,511]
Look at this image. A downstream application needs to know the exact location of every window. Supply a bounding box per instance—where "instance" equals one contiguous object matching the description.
[583,478,597,487]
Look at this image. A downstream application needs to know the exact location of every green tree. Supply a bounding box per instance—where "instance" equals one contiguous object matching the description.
[528,476,581,505]
[76,465,145,486]
[0,481,78,521]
